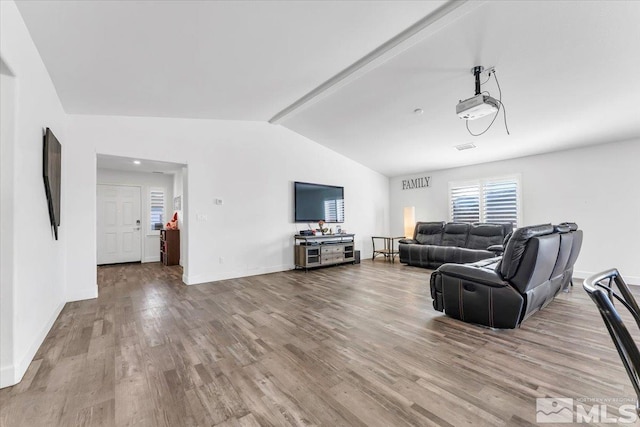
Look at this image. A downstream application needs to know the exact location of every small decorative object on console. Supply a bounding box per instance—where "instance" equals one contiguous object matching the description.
[317,220,328,235]
[165,212,179,230]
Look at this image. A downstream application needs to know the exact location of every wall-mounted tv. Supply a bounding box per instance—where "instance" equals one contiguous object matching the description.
[43,127,61,240]
[294,181,344,223]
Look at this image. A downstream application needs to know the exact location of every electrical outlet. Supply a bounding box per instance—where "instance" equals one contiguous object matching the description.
[219,257,224,264]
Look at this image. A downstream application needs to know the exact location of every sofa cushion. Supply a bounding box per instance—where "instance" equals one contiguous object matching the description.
[441,223,470,247]
[466,223,508,250]
[510,233,560,294]
[500,223,554,280]
[414,221,445,245]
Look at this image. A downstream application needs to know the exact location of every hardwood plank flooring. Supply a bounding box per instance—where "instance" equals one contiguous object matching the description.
[0,261,636,426]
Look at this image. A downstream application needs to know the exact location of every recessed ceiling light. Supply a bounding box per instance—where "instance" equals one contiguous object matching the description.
[133,160,141,165]
[413,108,424,114]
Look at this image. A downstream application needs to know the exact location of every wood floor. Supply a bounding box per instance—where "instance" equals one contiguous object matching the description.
[0,260,635,426]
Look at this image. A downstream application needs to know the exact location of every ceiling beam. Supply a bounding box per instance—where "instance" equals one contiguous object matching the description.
[269,0,485,125]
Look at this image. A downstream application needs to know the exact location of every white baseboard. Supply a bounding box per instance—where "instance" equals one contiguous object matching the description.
[1,301,65,389]
[183,264,291,286]
[66,284,98,302]
[0,363,16,389]
[574,270,640,286]
[143,256,160,263]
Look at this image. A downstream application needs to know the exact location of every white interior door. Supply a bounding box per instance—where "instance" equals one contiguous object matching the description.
[97,185,142,264]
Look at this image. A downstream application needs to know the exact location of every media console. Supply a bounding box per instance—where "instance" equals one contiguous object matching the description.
[294,234,355,271]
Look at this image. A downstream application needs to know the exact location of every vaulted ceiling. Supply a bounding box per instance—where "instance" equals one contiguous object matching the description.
[15,0,640,176]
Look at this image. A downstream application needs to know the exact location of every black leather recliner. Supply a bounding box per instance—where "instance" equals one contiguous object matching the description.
[399,222,513,269]
[430,223,583,328]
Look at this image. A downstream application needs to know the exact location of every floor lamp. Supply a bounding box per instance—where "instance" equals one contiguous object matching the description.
[403,207,415,238]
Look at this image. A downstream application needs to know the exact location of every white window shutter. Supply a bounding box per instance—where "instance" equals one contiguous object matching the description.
[150,189,165,231]
[450,183,480,223]
[483,178,519,227]
[449,175,520,226]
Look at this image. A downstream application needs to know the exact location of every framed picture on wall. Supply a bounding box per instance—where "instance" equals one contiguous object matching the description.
[174,195,181,210]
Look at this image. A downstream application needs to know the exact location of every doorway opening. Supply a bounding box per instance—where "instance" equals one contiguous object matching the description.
[96,154,188,277]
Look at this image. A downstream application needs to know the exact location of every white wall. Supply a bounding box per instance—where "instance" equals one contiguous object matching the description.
[0,62,17,388]
[0,1,68,387]
[67,115,390,291]
[97,169,175,263]
[390,139,640,283]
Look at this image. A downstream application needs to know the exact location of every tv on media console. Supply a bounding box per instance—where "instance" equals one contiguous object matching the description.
[43,127,61,240]
[294,181,344,223]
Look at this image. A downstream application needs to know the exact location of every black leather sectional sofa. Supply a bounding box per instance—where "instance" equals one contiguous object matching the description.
[398,222,513,269]
[430,223,583,328]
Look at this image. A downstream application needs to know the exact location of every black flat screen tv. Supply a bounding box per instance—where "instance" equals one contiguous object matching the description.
[294,181,344,223]
[43,127,61,240]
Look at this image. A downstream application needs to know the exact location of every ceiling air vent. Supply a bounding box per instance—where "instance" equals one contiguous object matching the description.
[455,143,476,151]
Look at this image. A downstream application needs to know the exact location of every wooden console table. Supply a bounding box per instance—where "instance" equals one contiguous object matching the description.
[160,229,180,266]
[372,236,404,263]
[294,234,355,271]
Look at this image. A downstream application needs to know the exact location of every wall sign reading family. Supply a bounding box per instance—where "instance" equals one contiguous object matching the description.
[402,176,431,190]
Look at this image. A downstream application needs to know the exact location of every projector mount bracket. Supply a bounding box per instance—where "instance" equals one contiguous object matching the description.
[472,65,484,95]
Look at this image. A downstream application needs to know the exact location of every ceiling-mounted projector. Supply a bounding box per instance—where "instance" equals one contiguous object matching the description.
[456,65,499,120]
[456,93,499,120]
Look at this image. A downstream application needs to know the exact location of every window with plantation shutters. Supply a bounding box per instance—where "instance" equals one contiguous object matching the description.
[449,175,521,227]
[150,189,165,231]
[482,178,519,226]
[450,182,480,223]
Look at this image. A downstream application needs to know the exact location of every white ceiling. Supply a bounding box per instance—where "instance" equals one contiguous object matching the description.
[15,0,443,120]
[281,1,640,175]
[16,1,640,177]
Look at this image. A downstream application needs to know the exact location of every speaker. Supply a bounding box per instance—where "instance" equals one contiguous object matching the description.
[354,250,361,264]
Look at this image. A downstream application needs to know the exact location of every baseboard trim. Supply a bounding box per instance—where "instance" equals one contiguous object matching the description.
[184,264,291,285]
[0,364,16,389]
[2,300,65,388]
[574,270,640,286]
[143,256,160,263]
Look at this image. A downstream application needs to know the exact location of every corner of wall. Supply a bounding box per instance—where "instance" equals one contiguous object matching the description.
[66,284,98,303]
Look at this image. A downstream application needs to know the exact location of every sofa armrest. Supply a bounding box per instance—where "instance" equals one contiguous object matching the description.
[432,263,523,328]
[487,244,505,255]
[399,239,418,244]
[437,263,507,288]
